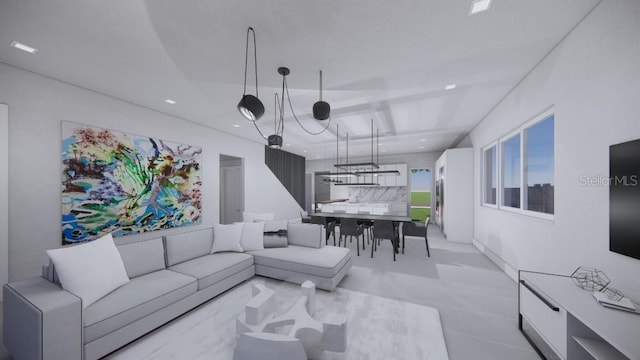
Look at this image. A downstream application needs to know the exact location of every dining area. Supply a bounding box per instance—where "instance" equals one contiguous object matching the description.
[306,212,431,262]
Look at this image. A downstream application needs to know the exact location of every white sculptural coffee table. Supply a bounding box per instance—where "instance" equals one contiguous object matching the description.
[233,280,347,360]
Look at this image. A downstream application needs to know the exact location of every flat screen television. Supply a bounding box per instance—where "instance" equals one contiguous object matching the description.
[610,138,640,260]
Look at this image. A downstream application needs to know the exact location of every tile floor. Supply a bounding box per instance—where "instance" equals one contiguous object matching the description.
[0,225,539,360]
[335,224,539,360]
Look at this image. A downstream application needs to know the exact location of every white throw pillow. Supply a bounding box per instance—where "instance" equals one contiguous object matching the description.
[240,222,265,251]
[211,223,244,253]
[46,233,130,309]
[243,212,275,223]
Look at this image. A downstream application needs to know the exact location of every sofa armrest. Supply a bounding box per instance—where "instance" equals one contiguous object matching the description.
[3,277,82,360]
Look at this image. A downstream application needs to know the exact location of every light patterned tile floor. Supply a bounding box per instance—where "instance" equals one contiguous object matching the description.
[336,224,538,359]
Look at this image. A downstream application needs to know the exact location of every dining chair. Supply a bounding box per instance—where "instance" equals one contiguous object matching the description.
[338,218,365,256]
[310,216,337,245]
[357,211,373,245]
[300,211,311,223]
[401,217,430,257]
[372,220,399,261]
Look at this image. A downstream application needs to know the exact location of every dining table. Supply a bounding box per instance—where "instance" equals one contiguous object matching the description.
[312,212,412,255]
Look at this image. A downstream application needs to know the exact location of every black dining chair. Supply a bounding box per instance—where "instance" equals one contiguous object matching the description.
[310,216,337,245]
[372,220,400,261]
[338,218,365,256]
[402,217,431,257]
[300,211,312,223]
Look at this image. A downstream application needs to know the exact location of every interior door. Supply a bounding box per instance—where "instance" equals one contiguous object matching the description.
[221,166,243,224]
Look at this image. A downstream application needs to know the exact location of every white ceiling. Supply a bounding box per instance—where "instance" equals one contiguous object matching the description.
[0,0,600,160]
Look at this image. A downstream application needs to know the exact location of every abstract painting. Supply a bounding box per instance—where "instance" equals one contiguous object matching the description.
[61,122,202,244]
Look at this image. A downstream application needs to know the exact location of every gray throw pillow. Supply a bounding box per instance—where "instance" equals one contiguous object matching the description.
[263,233,288,248]
[287,223,323,248]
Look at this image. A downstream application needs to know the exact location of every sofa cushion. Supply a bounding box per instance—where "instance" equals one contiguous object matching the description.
[46,233,130,309]
[83,269,197,343]
[248,246,351,278]
[243,212,275,222]
[116,237,166,278]
[165,228,214,266]
[168,253,254,290]
[287,223,323,248]
[262,219,289,232]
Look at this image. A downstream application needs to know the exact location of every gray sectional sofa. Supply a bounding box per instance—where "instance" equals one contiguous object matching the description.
[2,223,352,360]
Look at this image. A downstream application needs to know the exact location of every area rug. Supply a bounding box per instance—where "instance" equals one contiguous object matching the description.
[106,278,450,360]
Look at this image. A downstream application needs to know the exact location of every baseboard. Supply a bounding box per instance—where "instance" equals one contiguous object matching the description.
[472,238,518,282]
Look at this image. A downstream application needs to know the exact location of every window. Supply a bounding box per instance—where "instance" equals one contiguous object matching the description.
[483,145,497,205]
[524,115,554,214]
[482,108,554,219]
[410,168,432,221]
[501,133,521,208]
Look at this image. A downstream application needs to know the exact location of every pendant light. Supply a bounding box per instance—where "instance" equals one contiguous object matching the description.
[268,68,288,148]
[313,70,330,120]
[237,27,265,121]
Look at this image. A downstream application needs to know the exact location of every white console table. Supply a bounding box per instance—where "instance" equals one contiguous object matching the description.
[518,271,640,360]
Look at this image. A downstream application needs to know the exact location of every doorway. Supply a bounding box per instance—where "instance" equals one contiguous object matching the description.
[220,154,244,224]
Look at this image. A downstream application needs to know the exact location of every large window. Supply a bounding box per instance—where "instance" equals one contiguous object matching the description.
[482,109,554,219]
[524,115,554,214]
[483,145,497,205]
[410,168,432,221]
[501,134,521,208]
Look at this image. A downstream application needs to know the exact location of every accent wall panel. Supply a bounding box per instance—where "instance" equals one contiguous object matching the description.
[265,146,305,209]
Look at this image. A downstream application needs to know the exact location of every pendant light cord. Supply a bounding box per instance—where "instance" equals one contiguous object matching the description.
[283,77,332,135]
[319,70,323,102]
[243,27,259,98]
[251,89,285,141]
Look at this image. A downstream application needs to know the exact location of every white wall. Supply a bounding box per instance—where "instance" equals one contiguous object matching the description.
[0,63,302,281]
[0,104,8,300]
[469,0,640,301]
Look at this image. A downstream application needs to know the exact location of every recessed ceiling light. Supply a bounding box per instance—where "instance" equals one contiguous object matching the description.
[419,146,425,149]
[285,143,291,146]
[420,139,426,142]
[470,0,492,15]
[303,150,307,153]
[233,124,240,128]
[165,99,177,105]
[445,84,457,90]
[10,41,38,54]
[382,149,388,152]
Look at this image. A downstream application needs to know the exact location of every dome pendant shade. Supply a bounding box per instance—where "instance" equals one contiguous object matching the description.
[268,134,283,148]
[313,101,330,120]
[237,94,265,121]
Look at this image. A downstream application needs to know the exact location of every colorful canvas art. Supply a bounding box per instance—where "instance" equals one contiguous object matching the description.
[61,122,202,244]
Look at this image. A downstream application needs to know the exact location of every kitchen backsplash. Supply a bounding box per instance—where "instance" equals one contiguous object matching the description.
[349,186,408,202]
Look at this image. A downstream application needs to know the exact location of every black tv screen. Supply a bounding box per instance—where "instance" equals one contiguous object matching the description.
[610,138,640,260]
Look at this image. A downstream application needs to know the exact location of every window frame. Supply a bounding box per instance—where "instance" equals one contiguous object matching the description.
[481,107,555,222]
[499,129,523,211]
[481,142,498,208]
